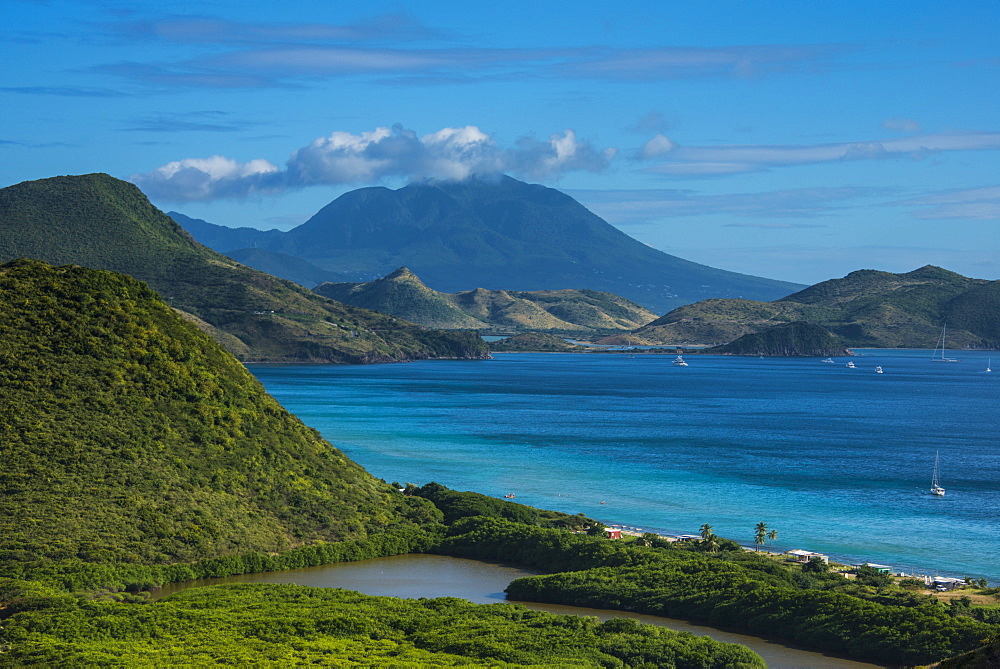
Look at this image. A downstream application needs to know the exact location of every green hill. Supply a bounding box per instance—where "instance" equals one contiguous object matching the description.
[0,259,428,567]
[706,321,852,356]
[635,266,1000,349]
[489,332,590,352]
[0,174,488,363]
[315,267,658,334]
[175,175,803,313]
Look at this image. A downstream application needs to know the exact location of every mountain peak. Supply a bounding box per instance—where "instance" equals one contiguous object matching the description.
[176,176,804,313]
[384,266,422,283]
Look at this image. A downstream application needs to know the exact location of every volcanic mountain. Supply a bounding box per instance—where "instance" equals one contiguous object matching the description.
[172,175,803,314]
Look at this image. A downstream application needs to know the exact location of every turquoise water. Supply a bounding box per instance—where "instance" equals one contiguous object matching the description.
[250,350,999,582]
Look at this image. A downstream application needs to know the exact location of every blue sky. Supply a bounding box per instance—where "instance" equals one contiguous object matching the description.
[4,0,999,285]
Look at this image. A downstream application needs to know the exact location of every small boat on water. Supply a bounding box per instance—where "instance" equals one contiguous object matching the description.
[931,324,959,362]
[673,355,688,367]
[875,366,883,374]
[986,358,992,373]
[846,361,856,369]
[503,493,515,499]
[821,358,836,364]
[931,451,945,496]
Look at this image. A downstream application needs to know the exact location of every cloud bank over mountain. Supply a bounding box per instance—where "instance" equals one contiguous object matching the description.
[131,125,617,201]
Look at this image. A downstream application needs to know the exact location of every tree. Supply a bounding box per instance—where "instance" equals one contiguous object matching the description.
[754,522,768,552]
[803,556,829,573]
[699,523,714,541]
[586,522,608,537]
[766,528,778,549]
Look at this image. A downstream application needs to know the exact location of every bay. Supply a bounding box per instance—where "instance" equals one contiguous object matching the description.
[249,349,1000,581]
[156,554,876,668]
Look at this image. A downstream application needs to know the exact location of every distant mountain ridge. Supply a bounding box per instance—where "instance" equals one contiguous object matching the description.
[0,174,488,363]
[172,175,803,313]
[634,266,1000,349]
[315,267,658,334]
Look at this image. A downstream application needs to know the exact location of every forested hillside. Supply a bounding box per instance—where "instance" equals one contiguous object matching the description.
[0,259,429,566]
[0,174,488,363]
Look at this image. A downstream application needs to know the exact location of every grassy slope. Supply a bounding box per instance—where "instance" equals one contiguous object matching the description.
[316,267,657,334]
[0,174,488,363]
[0,259,422,566]
[636,266,999,348]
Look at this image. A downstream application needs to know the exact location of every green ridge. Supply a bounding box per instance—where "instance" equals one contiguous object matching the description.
[316,266,657,334]
[635,266,1000,348]
[0,174,488,363]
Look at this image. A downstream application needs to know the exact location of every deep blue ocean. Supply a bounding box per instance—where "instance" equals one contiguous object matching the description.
[249,350,999,582]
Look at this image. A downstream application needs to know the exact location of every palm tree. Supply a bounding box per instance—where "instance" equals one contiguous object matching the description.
[700,523,714,541]
[754,521,768,552]
[766,528,778,550]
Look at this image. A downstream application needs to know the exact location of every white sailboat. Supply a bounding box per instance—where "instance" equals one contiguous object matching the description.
[931,324,959,362]
[986,358,992,373]
[931,451,945,496]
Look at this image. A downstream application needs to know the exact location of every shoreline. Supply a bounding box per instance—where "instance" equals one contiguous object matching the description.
[597,519,989,587]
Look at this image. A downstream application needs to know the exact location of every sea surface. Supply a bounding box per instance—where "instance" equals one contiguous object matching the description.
[249,350,999,582]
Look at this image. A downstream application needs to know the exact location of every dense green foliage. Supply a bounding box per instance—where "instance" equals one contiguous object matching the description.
[411,482,597,529]
[0,174,488,362]
[0,259,435,567]
[490,332,591,352]
[707,321,851,356]
[0,583,764,667]
[637,265,1000,348]
[316,266,658,335]
[435,517,997,665]
[178,174,801,313]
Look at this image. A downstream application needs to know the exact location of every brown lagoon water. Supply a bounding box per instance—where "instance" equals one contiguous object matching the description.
[156,554,878,668]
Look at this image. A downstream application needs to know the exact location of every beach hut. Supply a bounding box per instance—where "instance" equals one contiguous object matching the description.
[931,576,965,591]
[858,563,893,574]
[604,528,622,540]
[786,549,829,564]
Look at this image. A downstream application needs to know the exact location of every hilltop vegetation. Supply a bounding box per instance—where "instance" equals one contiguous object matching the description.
[707,321,853,357]
[0,174,488,363]
[315,267,657,334]
[0,259,430,567]
[175,175,802,313]
[635,266,1000,349]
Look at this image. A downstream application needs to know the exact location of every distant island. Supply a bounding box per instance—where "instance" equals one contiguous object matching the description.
[170,174,803,314]
[628,265,1000,350]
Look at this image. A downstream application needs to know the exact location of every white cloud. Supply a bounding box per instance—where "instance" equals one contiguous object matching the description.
[638,134,676,159]
[131,125,615,202]
[899,185,1000,220]
[882,117,922,133]
[637,132,1000,176]
[131,155,282,201]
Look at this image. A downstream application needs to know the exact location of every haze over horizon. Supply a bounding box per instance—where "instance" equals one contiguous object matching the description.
[4,0,999,285]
